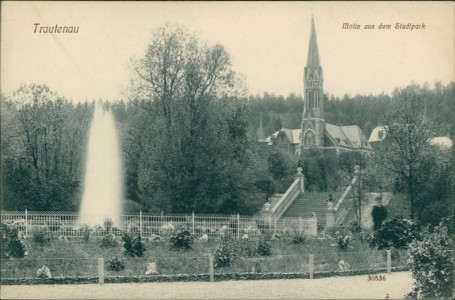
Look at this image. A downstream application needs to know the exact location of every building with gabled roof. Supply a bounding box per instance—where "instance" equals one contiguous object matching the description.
[260,16,372,155]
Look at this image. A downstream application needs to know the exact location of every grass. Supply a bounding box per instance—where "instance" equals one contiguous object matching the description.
[1,234,408,279]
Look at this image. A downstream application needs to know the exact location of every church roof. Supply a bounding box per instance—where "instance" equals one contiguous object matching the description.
[306,16,321,68]
[264,123,372,150]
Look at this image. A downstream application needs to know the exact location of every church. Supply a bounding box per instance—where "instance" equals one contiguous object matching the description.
[258,17,372,155]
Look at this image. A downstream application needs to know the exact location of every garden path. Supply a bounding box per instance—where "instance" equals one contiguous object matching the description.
[1,271,413,299]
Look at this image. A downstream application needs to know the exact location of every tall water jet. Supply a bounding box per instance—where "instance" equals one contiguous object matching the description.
[79,103,123,226]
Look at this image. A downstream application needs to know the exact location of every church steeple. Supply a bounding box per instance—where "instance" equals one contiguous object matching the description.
[300,16,325,153]
[306,16,321,68]
[256,113,266,142]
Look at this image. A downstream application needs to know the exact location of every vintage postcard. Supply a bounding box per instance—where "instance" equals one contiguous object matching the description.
[1,1,453,299]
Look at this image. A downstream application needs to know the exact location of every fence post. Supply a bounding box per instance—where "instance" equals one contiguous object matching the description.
[192,212,195,235]
[139,210,143,238]
[237,213,240,239]
[386,250,391,274]
[25,209,28,238]
[98,258,105,284]
[209,255,214,282]
[309,254,314,279]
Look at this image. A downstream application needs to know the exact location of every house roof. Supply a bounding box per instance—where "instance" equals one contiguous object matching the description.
[368,126,388,143]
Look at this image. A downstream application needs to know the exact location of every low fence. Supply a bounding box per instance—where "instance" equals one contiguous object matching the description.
[0,250,408,283]
[1,210,318,239]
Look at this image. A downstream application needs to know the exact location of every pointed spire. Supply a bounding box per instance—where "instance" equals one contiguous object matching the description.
[257,113,265,141]
[306,15,321,67]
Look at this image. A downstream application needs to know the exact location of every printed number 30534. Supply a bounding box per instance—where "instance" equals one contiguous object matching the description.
[368,275,386,281]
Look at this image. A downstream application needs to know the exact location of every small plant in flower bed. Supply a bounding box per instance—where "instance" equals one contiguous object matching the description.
[32,226,53,247]
[1,222,28,259]
[257,234,273,256]
[292,231,306,245]
[331,225,352,251]
[107,257,126,271]
[122,233,146,257]
[214,234,239,268]
[99,233,118,248]
[169,226,194,250]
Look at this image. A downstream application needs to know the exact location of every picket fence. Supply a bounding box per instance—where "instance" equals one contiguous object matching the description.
[1,210,318,239]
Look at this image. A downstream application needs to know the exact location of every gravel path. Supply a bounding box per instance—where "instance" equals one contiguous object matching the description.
[1,272,413,299]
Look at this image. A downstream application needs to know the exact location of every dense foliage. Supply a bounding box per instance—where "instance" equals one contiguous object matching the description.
[31,227,53,247]
[1,222,27,259]
[122,233,146,257]
[106,257,126,271]
[169,227,194,250]
[406,219,453,299]
[369,217,419,251]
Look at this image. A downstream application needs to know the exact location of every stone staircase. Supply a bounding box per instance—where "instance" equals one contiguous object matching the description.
[280,192,341,220]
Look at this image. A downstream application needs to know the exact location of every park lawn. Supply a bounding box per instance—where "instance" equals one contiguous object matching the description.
[0,235,408,279]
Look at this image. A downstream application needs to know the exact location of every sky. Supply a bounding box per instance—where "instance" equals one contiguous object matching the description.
[1,1,454,103]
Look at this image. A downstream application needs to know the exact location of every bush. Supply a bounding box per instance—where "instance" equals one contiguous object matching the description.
[106,257,125,271]
[214,235,239,268]
[257,234,273,256]
[406,218,453,299]
[32,227,53,247]
[122,233,146,257]
[99,233,118,248]
[331,225,352,251]
[292,231,306,245]
[369,217,419,251]
[169,227,194,250]
[1,222,27,259]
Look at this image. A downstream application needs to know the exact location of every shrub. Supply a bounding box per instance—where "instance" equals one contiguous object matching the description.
[1,222,27,259]
[292,231,306,245]
[369,217,419,251]
[214,235,239,268]
[257,234,273,256]
[331,225,352,251]
[99,233,118,248]
[406,218,453,299]
[237,238,258,257]
[122,233,146,257]
[169,227,194,250]
[106,257,125,271]
[32,227,53,247]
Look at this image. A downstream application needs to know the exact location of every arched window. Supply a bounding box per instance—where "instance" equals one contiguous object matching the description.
[305,131,315,146]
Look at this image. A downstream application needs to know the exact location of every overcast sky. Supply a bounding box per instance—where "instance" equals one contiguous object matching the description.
[2,2,454,102]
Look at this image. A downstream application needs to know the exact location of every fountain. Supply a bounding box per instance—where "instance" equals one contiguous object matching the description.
[79,102,123,226]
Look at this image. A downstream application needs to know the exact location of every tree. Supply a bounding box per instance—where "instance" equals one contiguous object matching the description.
[373,85,437,220]
[126,24,262,214]
[1,84,91,210]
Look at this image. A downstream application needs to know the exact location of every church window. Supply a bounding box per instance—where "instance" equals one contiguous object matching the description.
[305,131,315,146]
[308,91,313,108]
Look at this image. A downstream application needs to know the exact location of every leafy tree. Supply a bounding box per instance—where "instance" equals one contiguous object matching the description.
[373,85,437,220]
[126,24,262,214]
